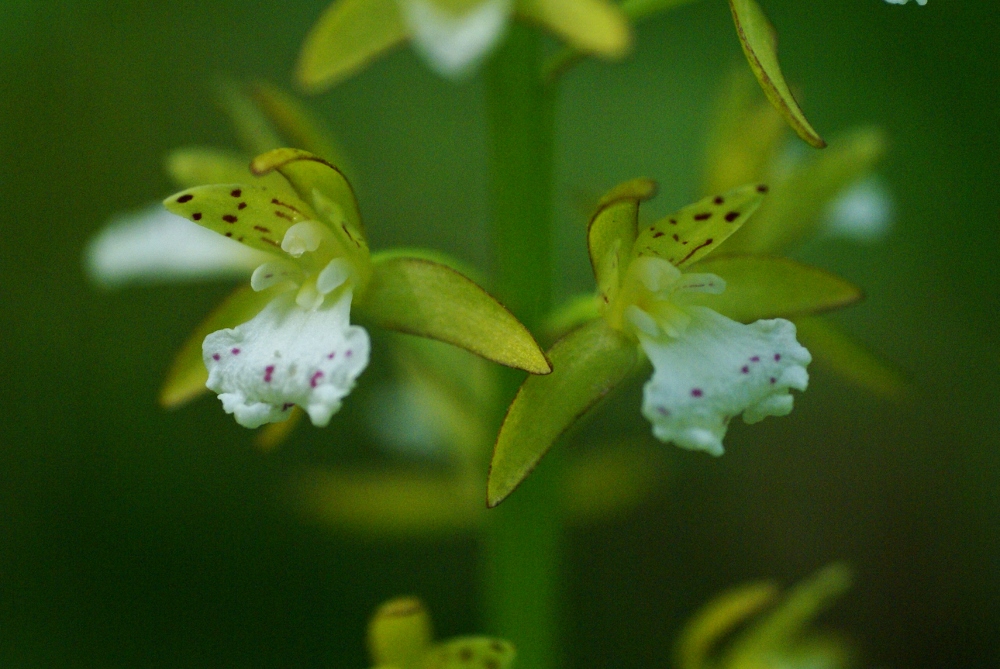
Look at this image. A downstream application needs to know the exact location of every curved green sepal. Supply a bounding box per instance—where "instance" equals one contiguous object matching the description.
[675,582,779,669]
[518,0,631,59]
[422,638,516,669]
[561,440,667,525]
[733,127,887,254]
[165,147,298,196]
[633,184,766,268]
[159,285,281,408]
[251,148,366,253]
[249,82,351,171]
[295,0,407,93]
[684,256,862,322]
[358,256,551,374]
[487,319,638,507]
[164,183,309,254]
[729,0,825,148]
[368,596,434,668]
[793,316,910,401]
[588,178,658,300]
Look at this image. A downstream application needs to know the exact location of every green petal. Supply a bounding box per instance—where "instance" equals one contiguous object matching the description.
[358,256,551,374]
[632,183,766,268]
[367,597,434,669]
[164,147,297,196]
[296,469,481,536]
[159,285,281,408]
[422,638,516,669]
[251,148,367,251]
[561,440,667,525]
[675,582,779,669]
[518,0,631,59]
[728,0,825,148]
[295,0,408,93]
[730,127,887,254]
[587,178,658,301]
[793,316,910,400]
[683,256,862,322]
[216,80,284,156]
[487,319,638,507]
[163,183,309,255]
[248,81,352,172]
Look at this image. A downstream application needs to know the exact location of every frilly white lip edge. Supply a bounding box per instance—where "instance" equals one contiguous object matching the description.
[203,289,371,428]
[639,306,811,456]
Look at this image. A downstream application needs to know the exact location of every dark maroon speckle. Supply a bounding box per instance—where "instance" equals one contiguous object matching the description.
[757,184,769,193]
[222,214,238,223]
[725,211,740,222]
[741,365,749,374]
[231,348,241,355]
[192,212,202,221]
[327,352,336,360]
[345,350,353,358]
[750,356,760,362]
[691,388,703,397]
[176,194,193,203]
[282,403,294,411]
[310,371,324,388]
[713,196,724,205]
[212,353,220,361]
[264,365,275,383]
[774,353,781,361]
[230,189,242,198]
[770,377,777,384]
[657,406,670,416]
[238,202,247,210]
[694,212,712,221]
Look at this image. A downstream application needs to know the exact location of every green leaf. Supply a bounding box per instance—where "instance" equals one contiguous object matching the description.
[487,319,638,507]
[793,316,911,400]
[683,256,862,322]
[164,183,309,255]
[675,582,779,669]
[159,285,280,408]
[251,148,367,252]
[422,638,516,669]
[164,147,297,196]
[587,178,658,301]
[518,0,631,59]
[728,0,825,148]
[730,127,887,254]
[358,256,551,374]
[295,0,408,93]
[632,184,766,268]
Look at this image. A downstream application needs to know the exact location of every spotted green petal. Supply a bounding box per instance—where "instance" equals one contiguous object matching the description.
[488,319,638,507]
[251,148,366,251]
[675,582,779,669]
[249,81,351,170]
[728,0,825,148]
[296,0,408,93]
[164,183,309,255]
[368,597,434,668]
[517,0,631,59]
[358,255,551,374]
[422,637,516,669]
[587,178,658,301]
[159,285,281,408]
[632,184,766,268]
[794,316,910,400]
[683,256,863,322]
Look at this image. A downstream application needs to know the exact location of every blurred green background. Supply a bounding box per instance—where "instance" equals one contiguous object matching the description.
[1,0,998,667]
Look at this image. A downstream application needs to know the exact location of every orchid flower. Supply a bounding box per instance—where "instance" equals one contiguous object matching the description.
[487,179,863,506]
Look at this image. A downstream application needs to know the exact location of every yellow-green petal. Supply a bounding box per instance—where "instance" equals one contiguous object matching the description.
[794,316,910,400]
[159,285,281,408]
[164,183,309,255]
[367,596,434,668]
[675,582,779,669]
[684,255,862,322]
[422,638,516,669]
[488,319,638,507]
[296,0,408,93]
[587,178,658,301]
[518,0,631,59]
[728,0,825,148]
[632,183,766,268]
[358,256,551,374]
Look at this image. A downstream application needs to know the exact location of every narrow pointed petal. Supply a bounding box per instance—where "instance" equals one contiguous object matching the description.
[519,0,630,59]
[640,307,810,455]
[296,0,408,92]
[85,206,271,287]
[488,319,638,507]
[249,82,351,170]
[676,582,779,669]
[203,290,370,428]
[400,0,513,76]
[729,0,825,148]
[360,255,551,374]
[633,184,766,267]
[684,256,863,322]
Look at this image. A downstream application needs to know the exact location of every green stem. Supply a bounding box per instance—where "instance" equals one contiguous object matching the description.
[482,24,561,669]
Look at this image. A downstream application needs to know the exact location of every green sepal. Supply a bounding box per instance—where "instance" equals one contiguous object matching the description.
[587,178,658,302]
[368,597,434,668]
[358,255,552,375]
[632,183,766,268]
[164,147,297,196]
[159,285,282,408]
[251,148,367,258]
[675,582,779,669]
[793,316,910,400]
[729,0,825,148]
[727,127,887,254]
[683,255,863,322]
[164,183,310,254]
[517,0,631,60]
[487,319,638,507]
[216,80,283,156]
[295,0,407,93]
[422,638,515,669]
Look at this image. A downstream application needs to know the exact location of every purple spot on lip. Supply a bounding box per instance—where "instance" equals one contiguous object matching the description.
[750,356,760,362]
[345,350,353,358]
[741,365,749,374]
[212,353,220,361]
[774,353,781,361]
[264,365,275,383]
[657,406,669,416]
[231,348,241,355]
[691,388,703,397]
[326,352,336,360]
[310,371,324,388]
[770,377,777,384]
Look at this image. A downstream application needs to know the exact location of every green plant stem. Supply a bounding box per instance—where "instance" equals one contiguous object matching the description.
[482,24,561,669]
